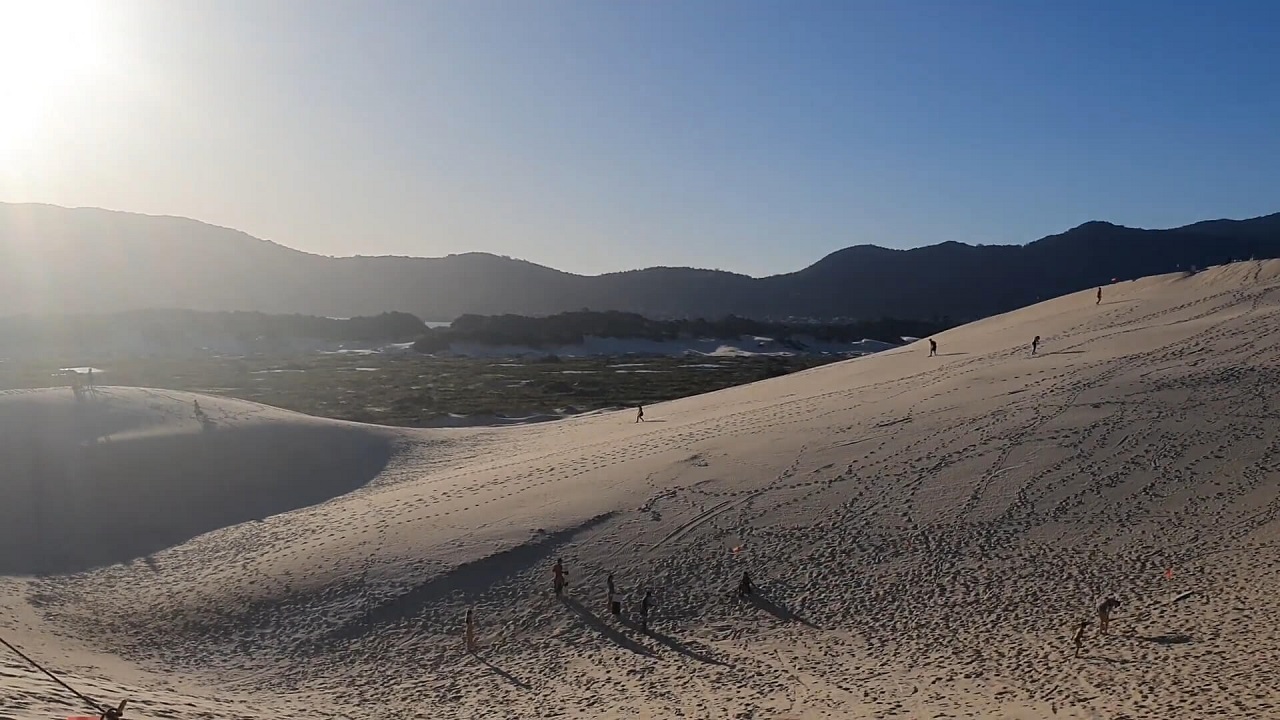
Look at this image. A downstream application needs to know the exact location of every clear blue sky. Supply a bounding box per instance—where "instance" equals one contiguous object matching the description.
[2,0,1278,276]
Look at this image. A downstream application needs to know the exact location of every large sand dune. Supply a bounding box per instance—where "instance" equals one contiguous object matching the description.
[4,263,1280,719]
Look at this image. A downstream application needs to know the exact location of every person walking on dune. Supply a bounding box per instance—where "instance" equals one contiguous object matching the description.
[1097,287,1103,305]
[929,339,937,357]
[1031,335,1040,355]
[606,573,621,616]
[1072,619,1089,657]
[636,405,645,423]
[464,608,477,653]
[737,571,755,598]
[553,558,569,597]
[639,589,653,632]
[1097,597,1120,635]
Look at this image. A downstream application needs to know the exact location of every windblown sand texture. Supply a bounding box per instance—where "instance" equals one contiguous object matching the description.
[4,262,1280,719]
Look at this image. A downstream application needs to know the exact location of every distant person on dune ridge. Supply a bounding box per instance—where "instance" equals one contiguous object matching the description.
[636,405,645,423]
[1072,619,1089,657]
[1097,287,1103,305]
[928,339,937,357]
[1031,335,1040,355]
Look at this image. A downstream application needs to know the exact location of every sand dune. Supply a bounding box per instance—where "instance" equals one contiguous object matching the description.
[3,262,1280,719]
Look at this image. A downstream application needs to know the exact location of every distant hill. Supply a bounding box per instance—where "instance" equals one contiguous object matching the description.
[2,202,1277,322]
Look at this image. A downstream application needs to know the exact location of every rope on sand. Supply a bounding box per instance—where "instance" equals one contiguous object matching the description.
[0,633,124,718]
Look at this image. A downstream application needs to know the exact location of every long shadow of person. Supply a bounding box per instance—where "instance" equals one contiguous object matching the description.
[476,653,532,690]
[746,593,822,630]
[647,627,731,667]
[563,596,656,657]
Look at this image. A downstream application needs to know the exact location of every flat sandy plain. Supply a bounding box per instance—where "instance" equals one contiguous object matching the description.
[3,262,1279,719]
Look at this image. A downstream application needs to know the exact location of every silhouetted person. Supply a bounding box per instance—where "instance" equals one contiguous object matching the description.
[737,571,755,598]
[553,558,568,596]
[1031,336,1040,355]
[636,405,645,423]
[1097,597,1120,635]
[639,589,652,632]
[87,368,94,390]
[606,573,621,616]
[464,608,477,653]
[928,339,937,357]
[1097,287,1102,305]
[193,399,203,418]
[1072,619,1089,657]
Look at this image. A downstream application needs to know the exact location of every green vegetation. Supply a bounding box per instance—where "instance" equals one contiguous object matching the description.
[0,352,844,427]
[0,309,425,357]
[414,310,948,352]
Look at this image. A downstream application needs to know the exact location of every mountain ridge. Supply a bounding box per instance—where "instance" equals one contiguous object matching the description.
[2,201,1277,321]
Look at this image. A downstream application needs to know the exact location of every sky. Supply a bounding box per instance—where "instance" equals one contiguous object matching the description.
[1,0,1278,277]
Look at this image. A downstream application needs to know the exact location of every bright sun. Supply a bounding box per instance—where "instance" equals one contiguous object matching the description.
[0,0,106,158]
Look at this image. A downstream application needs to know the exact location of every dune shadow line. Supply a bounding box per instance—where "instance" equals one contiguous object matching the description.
[325,512,617,643]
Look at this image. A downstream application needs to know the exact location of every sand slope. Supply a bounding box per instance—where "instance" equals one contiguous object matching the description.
[3,262,1280,719]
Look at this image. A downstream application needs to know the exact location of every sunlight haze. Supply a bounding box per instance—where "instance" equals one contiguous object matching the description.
[1,0,1278,275]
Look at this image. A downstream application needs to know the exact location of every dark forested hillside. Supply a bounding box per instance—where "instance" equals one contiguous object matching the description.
[3,202,1276,323]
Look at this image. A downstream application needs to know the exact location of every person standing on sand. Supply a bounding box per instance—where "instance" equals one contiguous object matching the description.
[1031,336,1040,355]
[464,608,477,653]
[639,589,653,632]
[737,571,755,598]
[553,558,568,596]
[1097,287,1103,305]
[929,339,937,357]
[636,405,645,423]
[606,573,621,616]
[1097,597,1120,635]
[1072,619,1089,657]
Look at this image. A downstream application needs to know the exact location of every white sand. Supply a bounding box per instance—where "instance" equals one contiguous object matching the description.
[3,262,1280,719]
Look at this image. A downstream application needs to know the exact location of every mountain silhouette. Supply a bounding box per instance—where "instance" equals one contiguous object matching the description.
[2,202,1276,322]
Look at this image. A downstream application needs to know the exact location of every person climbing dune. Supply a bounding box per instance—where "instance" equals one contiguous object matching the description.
[1031,335,1040,355]
[929,339,938,357]
[639,589,653,632]
[1097,597,1120,635]
[1072,619,1089,657]
[464,608,477,653]
[553,558,568,596]
[606,573,621,616]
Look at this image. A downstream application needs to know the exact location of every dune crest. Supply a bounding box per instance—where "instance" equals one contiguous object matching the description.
[3,263,1280,719]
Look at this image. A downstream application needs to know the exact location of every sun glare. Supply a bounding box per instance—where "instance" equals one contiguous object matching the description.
[0,0,107,159]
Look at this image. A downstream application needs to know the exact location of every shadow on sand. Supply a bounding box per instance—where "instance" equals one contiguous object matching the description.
[1138,633,1193,645]
[746,593,822,630]
[1085,653,1151,666]
[476,653,532,690]
[623,619,731,667]
[563,597,656,657]
[936,352,968,357]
